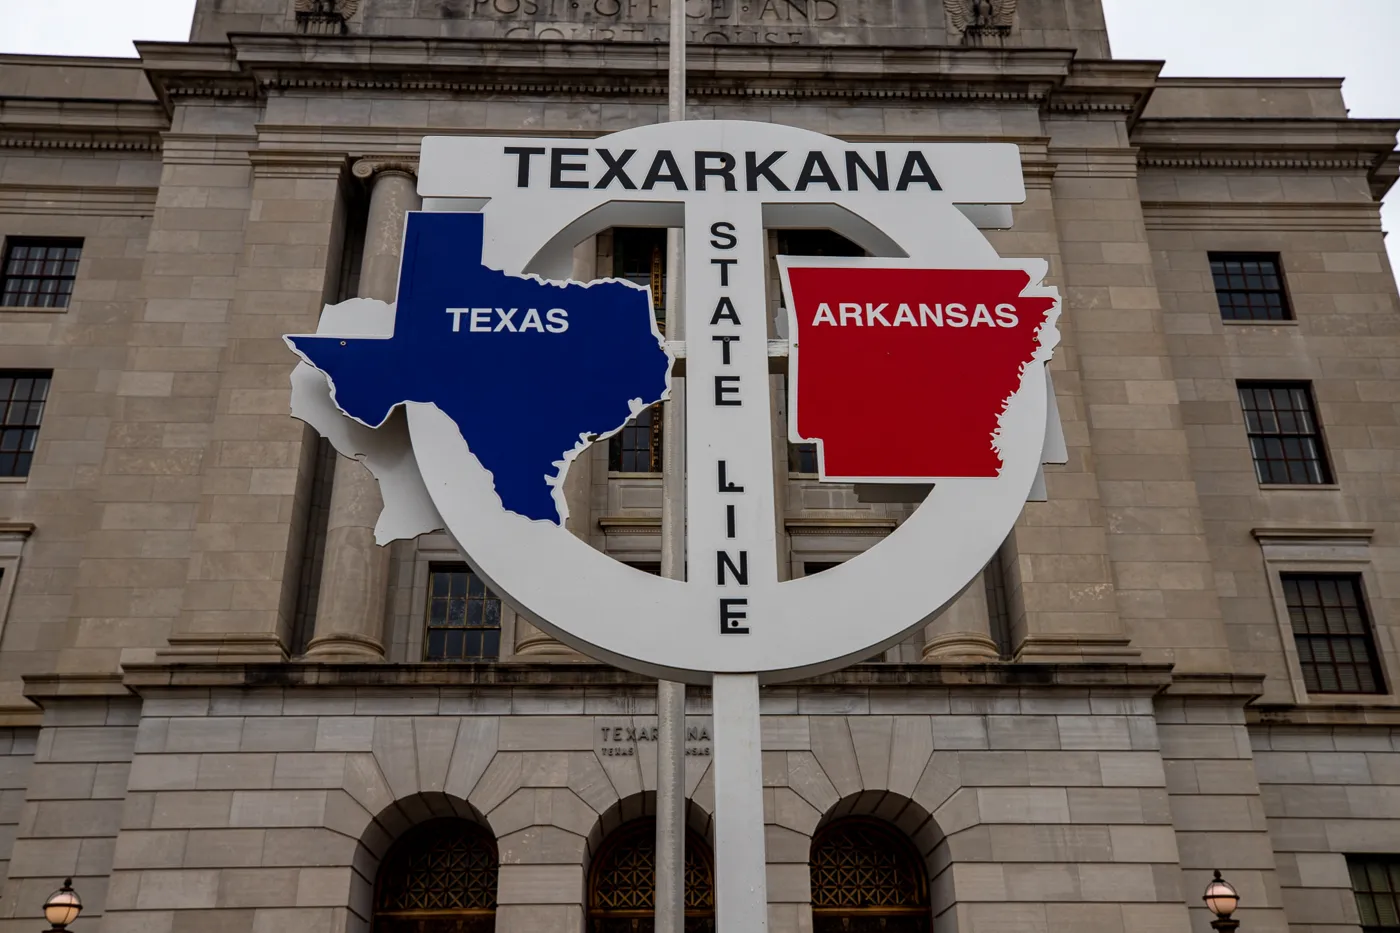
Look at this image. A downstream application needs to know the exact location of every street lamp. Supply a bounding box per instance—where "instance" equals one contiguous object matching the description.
[42,878,81,931]
[1203,869,1240,932]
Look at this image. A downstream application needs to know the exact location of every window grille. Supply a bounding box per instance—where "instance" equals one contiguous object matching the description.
[1210,252,1292,321]
[587,818,714,933]
[1,239,81,309]
[1238,382,1332,485]
[424,564,502,661]
[0,371,50,478]
[374,819,496,933]
[810,818,930,933]
[609,403,663,473]
[1284,573,1385,695]
[1350,856,1400,932]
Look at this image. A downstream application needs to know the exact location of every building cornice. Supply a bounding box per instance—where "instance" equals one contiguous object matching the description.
[1134,117,1400,197]
[1141,200,1384,233]
[0,98,167,152]
[110,660,1176,695]
[135,36,1083,108]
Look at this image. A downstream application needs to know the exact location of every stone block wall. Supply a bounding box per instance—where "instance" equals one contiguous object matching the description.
[1157,692,1289,933]
[1253,722,1400,933]
[1145,180,1400,705]
[0,698,137,932]
[0,152,159,709]
[0,728,36,892]
[57,679,1203,933]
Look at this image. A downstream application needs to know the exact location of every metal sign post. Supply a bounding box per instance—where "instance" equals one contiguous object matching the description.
[654,2,688,930]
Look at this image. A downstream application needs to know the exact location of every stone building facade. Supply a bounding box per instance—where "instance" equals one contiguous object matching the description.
[0,0,1398,931]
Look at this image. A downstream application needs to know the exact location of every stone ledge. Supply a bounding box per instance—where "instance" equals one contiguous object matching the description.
[1249,703,1400,726]
[113,660,1175,693]
[1161,671,1267,700]
[23,672,130,699]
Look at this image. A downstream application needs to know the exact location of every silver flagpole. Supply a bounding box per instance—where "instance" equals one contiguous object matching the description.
[655,1,688,932]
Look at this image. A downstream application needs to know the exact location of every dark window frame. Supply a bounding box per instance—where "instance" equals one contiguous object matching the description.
[608,403,664,474]
[1209,252,1293,322]
[1238,381,1334,485]
[1349,855,1400,932]
[611,227,668,318]
[1284,573,1386,696]
[1,238,83,310]
[0,371,51,479]
[423,562,503,662]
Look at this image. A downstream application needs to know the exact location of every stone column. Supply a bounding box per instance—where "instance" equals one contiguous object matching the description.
[304,160,419,660]
[512,238,595,660]
[922,571,1000,661]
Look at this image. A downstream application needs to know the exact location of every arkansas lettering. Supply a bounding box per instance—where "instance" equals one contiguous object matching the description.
[809,302,1021,328]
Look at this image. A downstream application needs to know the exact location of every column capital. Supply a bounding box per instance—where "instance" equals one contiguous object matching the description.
[352,156,419,182]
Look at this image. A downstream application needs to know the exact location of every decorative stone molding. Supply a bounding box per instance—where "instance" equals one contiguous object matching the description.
[1252,525,1373,561]
[1013,633,1141,663]
[598,516,662,537]
[304,630,387,661]
[352,156,419,182]
[1141,201,1384,234]
[0,132,161,152]
[785,518,898,537]
[943,0,1017,46]
[1139,154,1378,171]
[921,631,1000,662]
[118,659,1175,690]
[156,632,290,663]
[248,149,350,180]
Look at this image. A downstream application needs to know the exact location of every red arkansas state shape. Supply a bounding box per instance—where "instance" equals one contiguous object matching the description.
[785,266,1055,480]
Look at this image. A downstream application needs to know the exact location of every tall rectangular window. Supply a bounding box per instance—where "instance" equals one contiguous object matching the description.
[609,403,663,473]
[1238,382,1332,485]
[1284,573,1384,695]
[1210,252,1291,321]
[612,227,667,319]
[1,239,82,309]
[424,564,501,661]
[0,372,50,478]
[1349,856,1400,931]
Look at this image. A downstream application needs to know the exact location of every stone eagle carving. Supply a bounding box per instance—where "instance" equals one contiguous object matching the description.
[944,0,1017,38]
[294,0,360,17]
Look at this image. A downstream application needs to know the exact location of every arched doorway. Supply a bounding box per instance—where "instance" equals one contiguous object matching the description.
[373,818,498,933]
[810,817,931,932]
[588,817,715,933]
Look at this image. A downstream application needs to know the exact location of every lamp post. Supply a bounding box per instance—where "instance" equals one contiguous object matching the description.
[1204,869,1240,932]
[42,878,81,931]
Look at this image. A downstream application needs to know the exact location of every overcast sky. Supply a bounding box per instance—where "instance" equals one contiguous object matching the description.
[4,0,1398,274]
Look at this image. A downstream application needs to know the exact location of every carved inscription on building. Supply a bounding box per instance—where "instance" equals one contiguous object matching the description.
[597,719,713,756]
[444,0,848,44]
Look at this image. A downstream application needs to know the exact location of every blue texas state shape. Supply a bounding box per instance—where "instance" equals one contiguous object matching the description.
[286,211,670,524]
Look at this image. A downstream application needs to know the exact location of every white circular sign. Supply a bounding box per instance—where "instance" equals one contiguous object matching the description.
[399,121,1060,683]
